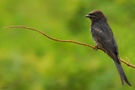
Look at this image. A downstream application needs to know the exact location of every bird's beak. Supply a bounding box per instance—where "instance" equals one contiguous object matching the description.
[85,14,90,18]
[85,14,92,18]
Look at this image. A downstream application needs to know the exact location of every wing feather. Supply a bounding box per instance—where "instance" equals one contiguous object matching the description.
[91,22,119,63]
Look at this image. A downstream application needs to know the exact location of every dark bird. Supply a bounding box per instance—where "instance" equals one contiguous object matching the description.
[86,10,131,86]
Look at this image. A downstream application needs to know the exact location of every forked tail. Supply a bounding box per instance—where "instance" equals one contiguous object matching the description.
[114,61,131,86]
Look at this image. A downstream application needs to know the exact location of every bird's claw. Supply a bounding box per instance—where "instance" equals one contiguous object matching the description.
[93,46,106,53]
[93,46,98,51]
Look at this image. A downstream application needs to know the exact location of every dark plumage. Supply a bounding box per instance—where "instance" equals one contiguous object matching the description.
[86,10,131,86]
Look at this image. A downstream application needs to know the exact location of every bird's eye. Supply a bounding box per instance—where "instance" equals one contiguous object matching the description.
[94,12,98,15]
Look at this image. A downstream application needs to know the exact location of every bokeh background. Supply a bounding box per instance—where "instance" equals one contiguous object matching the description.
[0,0,135,90]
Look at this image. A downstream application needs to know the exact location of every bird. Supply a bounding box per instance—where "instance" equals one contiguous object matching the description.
[86,10,131,86]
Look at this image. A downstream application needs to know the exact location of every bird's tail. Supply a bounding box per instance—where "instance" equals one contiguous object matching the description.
[114,61,131,86]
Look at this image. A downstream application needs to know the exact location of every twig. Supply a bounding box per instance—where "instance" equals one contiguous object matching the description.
[120,59,135,69]
[3,25,135,69]
[3,25,96,49]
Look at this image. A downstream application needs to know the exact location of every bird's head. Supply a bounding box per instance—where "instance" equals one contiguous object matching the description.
[86,10,107,22]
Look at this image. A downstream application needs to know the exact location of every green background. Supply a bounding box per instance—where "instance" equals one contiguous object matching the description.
[0,0,135,90]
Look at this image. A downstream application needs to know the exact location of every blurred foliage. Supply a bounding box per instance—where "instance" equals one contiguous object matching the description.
[0,0,135,90]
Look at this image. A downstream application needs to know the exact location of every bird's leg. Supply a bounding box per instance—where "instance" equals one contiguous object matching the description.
[93,46,106,53]
[93,46,99,51]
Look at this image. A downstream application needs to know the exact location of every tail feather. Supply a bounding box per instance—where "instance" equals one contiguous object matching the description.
[114,61,131,86]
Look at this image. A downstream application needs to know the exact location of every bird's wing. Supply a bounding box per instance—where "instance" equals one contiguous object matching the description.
[91,22,119,63]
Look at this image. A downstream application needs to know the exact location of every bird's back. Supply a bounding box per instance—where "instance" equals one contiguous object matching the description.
[91,21,119,63]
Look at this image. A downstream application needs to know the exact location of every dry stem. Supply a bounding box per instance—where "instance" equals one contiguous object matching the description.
[3,25,135,69]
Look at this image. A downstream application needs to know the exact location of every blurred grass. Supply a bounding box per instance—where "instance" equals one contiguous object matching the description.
[0,0,135,90]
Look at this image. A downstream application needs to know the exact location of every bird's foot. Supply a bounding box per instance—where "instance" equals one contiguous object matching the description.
[93,46,106,52]
[93,46,98,51]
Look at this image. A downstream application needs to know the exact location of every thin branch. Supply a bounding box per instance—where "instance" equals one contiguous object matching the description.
[120,59,135,69]
[3,25,135,69]
[4,25,96,49]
